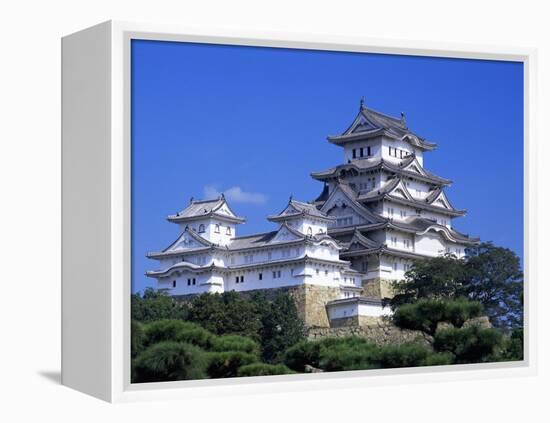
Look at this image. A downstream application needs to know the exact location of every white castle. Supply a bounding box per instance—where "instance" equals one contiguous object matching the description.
[146,101,478,327]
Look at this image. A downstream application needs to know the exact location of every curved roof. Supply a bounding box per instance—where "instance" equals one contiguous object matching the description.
[311,154,451,186]
[167,196,245,224]
[268,198,334,222]
[326,103,437,151]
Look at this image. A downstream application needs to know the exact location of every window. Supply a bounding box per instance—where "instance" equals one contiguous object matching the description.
[235,276,239,283]
[403,239,410,249]
[387,208,394,216]
[240,276,244,283]
[316,268,320,275]
[325,270,329,276]
[291,268,294,275]
[307,227,313,236]
[187,278,191,286]
[226,226,232,235]
[359,147,364,157]
[198,224,205,233]
[318,228,324,234]
[259,273,263,280]
[400,210,406,218]
[393,262,398,271]
[352,148,357,158]
[455,248,461,256]
[272,270,282,279]
[192,278,196,285]
[172,280,176,288]
[391,236,398,247]
[214,224,220,233]
[367,146,371,156]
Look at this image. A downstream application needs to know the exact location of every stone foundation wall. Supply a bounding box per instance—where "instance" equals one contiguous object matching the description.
[308,318,433,347]
[362,278,395,299]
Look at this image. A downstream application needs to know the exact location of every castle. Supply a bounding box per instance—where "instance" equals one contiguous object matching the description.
[146,101,478,328]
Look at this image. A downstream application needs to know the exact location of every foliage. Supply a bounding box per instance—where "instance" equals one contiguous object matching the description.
[500,328,524,361]
[144,319,213,349]
[433,326,504,364]
[206,351,258,379]
[210,335,261,356]
[390,255,466,307]
[393,299,483,335]
[131,288,188,323]
[463,243,523,330]
[131,320,145,358]
[389,243,524,330]
[186,292,263,341]
[132,341,207,383]
[237,363,295,377]
[253,292,306,363]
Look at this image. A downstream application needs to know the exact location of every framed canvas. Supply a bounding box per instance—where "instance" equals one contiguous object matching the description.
[61,21,537,403]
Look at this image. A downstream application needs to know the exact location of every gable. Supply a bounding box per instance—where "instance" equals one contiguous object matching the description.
[386,179,414,201]
[402,158,427,177]
[216,202,236,217]
[268,226,303,244]
[167,232,206,252]
[351,115,378,133]
[431,191,452,209]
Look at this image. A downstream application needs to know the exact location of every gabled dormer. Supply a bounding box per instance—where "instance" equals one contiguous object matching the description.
[167,195,245,245]
[268,197,333,236]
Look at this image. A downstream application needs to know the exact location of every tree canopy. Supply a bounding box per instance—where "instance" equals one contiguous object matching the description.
[389,242,523,330]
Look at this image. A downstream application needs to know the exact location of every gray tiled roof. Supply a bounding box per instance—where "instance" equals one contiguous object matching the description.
[268,198,332,221]
[311,155,451,185]
[327,104,437,151]
[167,196,245,223]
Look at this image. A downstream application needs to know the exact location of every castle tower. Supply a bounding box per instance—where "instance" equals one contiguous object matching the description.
[310,100,479,299]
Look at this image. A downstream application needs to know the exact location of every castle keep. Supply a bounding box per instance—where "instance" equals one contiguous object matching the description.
[146,101,478,328]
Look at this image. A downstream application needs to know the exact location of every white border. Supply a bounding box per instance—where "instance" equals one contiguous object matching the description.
[105,20,536,403]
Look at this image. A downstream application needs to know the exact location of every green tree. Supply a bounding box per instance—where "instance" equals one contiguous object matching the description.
[237,363,295,377]
[186,292,262,340]
[500,328,524,361]
[389,255,466,308]
[389,243,523,330]
[144,319,213,349]
[434,326,504,364]
[463,242,523,330]
[131,320,146,358]
[210,335,261,356]
[131,288,188,323]
[206,351,258,379]
[254,292,306,363]
[393,299,483,336]
[132,341,208,383]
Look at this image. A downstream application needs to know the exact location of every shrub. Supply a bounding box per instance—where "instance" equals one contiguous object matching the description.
[393,299,483,335]
[237,363,295,377]
[132,341,207,383]
[501,328,524,361]
[376,343,432,368]
[317,338,380,371]
[131,320,145,358]
[206,351,258,379]
[131,288,188,323]
[423,352,454,366]
[283,340,323,372]
[434,326,504,364]
[210,335,261,356]
[144,319,213,349]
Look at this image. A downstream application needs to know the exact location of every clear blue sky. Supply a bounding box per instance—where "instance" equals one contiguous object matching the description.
[131,39,524,294]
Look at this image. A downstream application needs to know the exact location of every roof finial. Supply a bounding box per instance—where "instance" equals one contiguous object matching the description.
[400,111,406,124]
[289,194,293,203]
[360,96,365,110]
[189,196,194,204]
[220,192,225,200]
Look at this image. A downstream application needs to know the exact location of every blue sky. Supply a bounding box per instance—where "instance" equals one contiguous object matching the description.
[131,40,524,294]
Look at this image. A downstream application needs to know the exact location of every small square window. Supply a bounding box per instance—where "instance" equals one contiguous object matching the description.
[259,273,263,280]
[172,280,176,288]
[240,276,244,283]
[235,276,239,283]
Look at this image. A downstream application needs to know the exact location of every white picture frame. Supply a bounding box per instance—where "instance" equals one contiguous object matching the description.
[61,20,537,403]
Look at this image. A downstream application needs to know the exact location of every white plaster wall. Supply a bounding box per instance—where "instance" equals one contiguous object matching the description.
[358,303,392,317]
[343,138,381,162]
[292,217,327,236]
[327,302,358,319]
[381,138,415,164]
[226,264,306,292]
